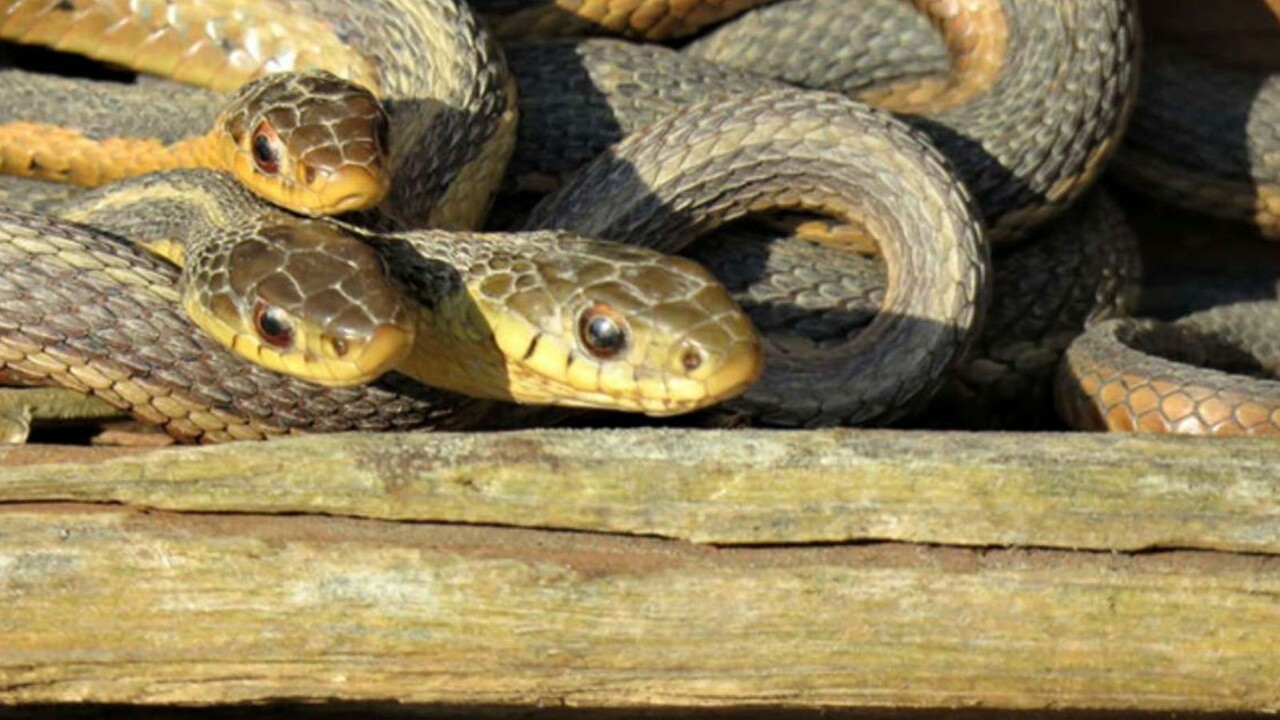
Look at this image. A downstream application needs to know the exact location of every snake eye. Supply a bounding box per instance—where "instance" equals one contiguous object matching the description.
[578,304,628,359]
[253,302,294,349]
[251,123,280,175]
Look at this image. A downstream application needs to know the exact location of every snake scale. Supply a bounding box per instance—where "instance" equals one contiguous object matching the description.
[0,0,1276,439]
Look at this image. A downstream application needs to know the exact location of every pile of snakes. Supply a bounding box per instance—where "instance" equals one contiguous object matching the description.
[0,0,1275,443]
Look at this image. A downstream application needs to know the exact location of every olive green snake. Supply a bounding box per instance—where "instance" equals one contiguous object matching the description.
[0,0,996,438]
[23,0,1275,439]
[498,0,1280,436]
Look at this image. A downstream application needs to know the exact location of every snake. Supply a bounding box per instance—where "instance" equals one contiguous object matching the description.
[503,0,1139,244]
[0,0,519,231]
[483,0,1138,427]
[1109,39,1280,239]
[1056,302,1280,437]
[0,0,1150,435]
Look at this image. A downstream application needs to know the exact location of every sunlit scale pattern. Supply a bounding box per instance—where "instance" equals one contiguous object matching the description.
[0,0,378,92]
[478,0,773,41]
[1057,315,1280,437]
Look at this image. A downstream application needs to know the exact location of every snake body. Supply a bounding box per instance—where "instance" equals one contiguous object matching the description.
[471,0,773,41]
[700,0,1140,242]
[928,190,1141,428]
[1056,302,1280,437]
[507,0,1139,243]
[1110,44,1280,239]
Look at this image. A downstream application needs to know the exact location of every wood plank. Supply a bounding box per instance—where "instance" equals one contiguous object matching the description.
[0,429,1277,553]
[0,505,1276,710]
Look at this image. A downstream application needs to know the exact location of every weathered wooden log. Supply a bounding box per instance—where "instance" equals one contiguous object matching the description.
[0,429,1277,553]
[0,429,1279,711]
[0,501,1277,710]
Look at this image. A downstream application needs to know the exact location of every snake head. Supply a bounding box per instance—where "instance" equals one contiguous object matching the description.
[183,219,415,387]
[400,231,764,415]
[217,71,391,217]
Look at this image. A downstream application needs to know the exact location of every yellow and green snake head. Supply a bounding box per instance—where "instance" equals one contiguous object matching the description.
[380,228,766,415]
[57,170,764,415]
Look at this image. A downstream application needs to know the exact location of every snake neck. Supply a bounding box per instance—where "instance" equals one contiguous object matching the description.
[395,291,522,404]
[0,123,225,188]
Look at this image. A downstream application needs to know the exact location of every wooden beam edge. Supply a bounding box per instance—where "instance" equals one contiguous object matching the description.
[0,429,1276,554]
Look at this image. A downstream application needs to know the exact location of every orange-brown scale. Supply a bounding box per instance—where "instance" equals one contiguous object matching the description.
[1057,313,1280,437]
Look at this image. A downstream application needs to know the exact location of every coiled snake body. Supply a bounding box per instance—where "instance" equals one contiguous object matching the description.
[14,0,1270,439]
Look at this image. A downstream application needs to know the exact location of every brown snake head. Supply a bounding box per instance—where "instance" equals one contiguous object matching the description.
[183,219,416,387]
[215,71,391,217]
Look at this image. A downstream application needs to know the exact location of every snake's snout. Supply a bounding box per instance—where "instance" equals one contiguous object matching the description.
[635,258,765,415]
[219,71,392,217]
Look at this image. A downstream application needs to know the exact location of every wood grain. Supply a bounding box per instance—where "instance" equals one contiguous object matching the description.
[0,429,1277,552]
[0,430,1278,710]
[1,504,1278,710]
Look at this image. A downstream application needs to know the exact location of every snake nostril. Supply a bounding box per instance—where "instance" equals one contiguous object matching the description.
[325,334,350,358]
[303,164,317,186]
